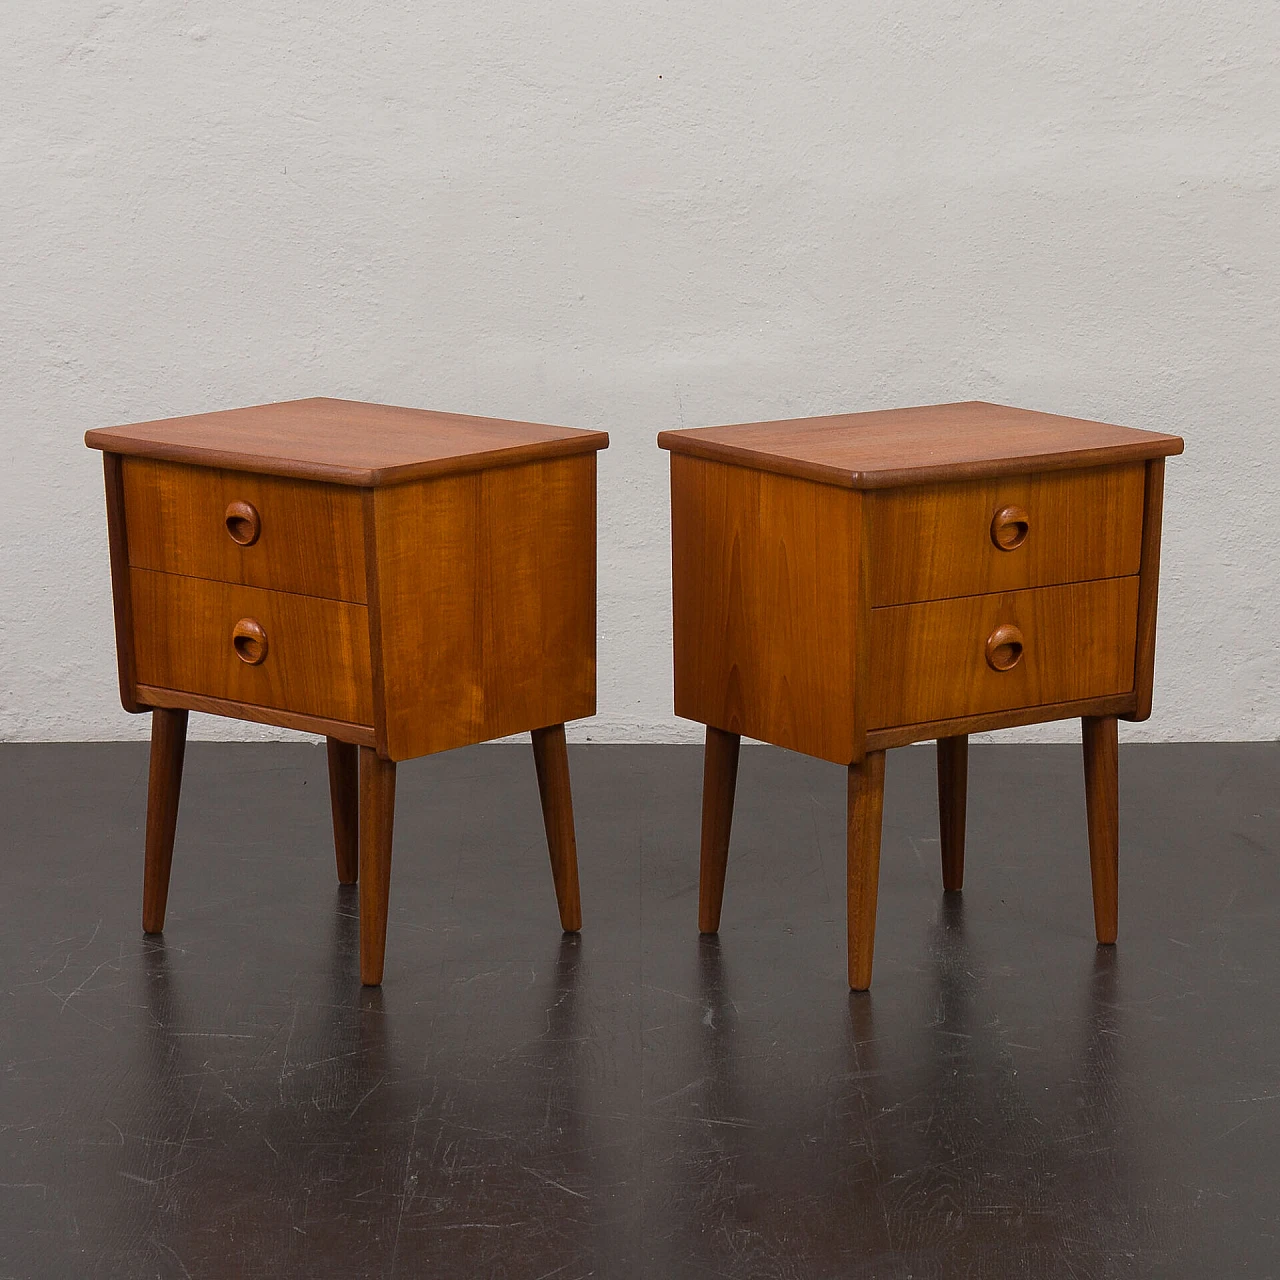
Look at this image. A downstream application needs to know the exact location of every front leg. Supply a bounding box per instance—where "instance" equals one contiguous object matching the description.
[1081,716,1119,944]
[847,751,887,991]
[142,708,188,933]
[358,748,396,985]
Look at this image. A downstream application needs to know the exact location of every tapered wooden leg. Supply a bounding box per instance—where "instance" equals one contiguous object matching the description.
[142,708,188,934]
[847,751,886,991]
[531,724,583,932]
[1082,715,1119,945]
[326,738,359,885]
[698,727,741,934]
[937,735,968,892]
[358,748,396,986]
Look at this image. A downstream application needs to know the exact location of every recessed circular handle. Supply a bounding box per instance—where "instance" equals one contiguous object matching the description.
[990,504,1029,551]
[225,500,261,547]
[985,623,1024,672]
[232,617,268,665]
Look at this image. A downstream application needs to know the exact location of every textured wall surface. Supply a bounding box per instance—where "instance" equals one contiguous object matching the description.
[2,2,1277,744]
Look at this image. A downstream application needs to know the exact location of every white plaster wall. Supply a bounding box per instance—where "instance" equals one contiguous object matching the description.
[2,2,1277,745]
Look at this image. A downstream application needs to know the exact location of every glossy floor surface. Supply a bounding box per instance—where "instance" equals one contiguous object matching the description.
[1,741,1277,1278]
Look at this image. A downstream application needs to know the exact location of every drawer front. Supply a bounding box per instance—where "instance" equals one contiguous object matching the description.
[867,464,1144,606]
[124,459,367,603]
[132,570,373,726]
[868,577,1139,730]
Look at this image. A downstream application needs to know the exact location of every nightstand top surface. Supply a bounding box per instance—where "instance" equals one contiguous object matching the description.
[658,401,1183,489]
[86,397,609,486]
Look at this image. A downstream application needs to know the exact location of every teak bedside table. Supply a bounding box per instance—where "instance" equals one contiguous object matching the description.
[87,398,608,984]
[658,401,1183,990]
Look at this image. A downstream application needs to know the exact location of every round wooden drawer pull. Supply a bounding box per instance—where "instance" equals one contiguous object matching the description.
[985,623,1024,672]
[990,504,1029,551]
[225,500,261,546]
[232,617,269,665]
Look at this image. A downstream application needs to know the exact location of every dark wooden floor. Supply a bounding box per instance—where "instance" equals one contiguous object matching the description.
[0,741,1276,1278]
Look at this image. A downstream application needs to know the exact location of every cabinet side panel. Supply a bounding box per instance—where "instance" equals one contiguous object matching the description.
[670,455,857,764]
[1121,459,1166,723]
[375,456,597,760]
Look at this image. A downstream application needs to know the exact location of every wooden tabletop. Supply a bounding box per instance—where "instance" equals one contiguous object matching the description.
[85,397,610,486]
[658,401,1183,489]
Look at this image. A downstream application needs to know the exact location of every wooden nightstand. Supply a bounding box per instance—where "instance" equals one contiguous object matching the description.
[87,398,608,984]
[658,401,1183,990]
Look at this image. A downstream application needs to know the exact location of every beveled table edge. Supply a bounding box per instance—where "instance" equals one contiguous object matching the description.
[657,432,1184,490]
[85,430,610,487]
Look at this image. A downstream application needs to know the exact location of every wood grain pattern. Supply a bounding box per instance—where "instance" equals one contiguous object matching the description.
[131,570,373,726]
[530,724,583,933]
[670,454,859,765]
[358,747,396,986]
[142,708,187,933]
[868,577,1140,729]
[864,693,1134,752]
[659,401,1183,490]
[123,458,367,603]
[102,453,143,713]
[937,735,967,892]
[135,685,376,746]
[327,738,359,885]
[1122,459,1167,724]
[698,727,741,933]
[866,465,1145,605]
[87,397,609,487]
[1082,715,1120,944]
[847,751,886,991]
[370,455,597,761]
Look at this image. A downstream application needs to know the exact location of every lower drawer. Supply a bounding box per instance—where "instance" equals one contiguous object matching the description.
[132,570,373,726]
[868,577,1139,730]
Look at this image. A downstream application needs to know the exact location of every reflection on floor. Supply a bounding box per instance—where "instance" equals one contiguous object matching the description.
[0,741,1276,1277]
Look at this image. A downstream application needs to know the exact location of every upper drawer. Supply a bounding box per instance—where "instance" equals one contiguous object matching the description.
[866,464,1144,606]
[122,458,367,603]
